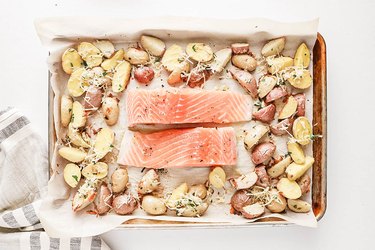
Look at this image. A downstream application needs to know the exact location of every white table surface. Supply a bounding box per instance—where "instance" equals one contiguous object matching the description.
[1,0,374,249]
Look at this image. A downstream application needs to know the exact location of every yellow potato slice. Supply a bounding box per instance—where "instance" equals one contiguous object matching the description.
[67,68,86,97]
[58,147,87,163]
[78,42,103,68]
[93,127,114,160]
[161,44,185,72]
[71,101,86,128]
[62,48,83,74]
[287,69,312,89]
[267,56,293,74]
[186,43,213,62]
[292,116,312,145]
[141,35,166,57]
[166,183,188,208]
[277,178,302,199]
[63,163,81,188]
[61,95,73,127]
[101,49,125,71]
[244,124,269,150]
[267,156,292,178]
[285,156,314,181]
[207,48,232,73]
[124,48,149,65]
[112,61,131,93]
[258,75,277,98]
[93,40,115,58]
[287,141,305,164]
[67,123,90,148]
[294,43,310,68]
[261,37,286,57]
[82,162,108,179]
[209,167,226,189]
[279,96,298,119]
[287,199,311,213]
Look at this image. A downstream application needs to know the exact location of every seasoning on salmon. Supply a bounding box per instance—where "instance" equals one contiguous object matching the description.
[117,127,237,168]
[126,88,253,129]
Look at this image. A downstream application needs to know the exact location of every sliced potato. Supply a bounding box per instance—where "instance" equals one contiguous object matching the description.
[71,101,86,128]
[261,37,286,57]
[82,162,108,179]
[232,55,257,72]
[251,142,276,165]
[252,104,276,124]
[287,69,312,89]
[93,127,114,160]
[287,199,311,213]
[244,124,269,150]
[267,156,292,178]
[266,189,287,213]
[72,178,99,212]
[140,35,166,57]
[141,195,167,215]
[61,95,73,127]
[230,172,258,190]
[231,43,250,55]
[267,56,293,74]
[112,61,131,93]
[162,44,185,72]
[58,147,87,163]
[124,48,149,65]
[67,123,90,148]
[285,156,314,181]
[287,141,305,164]
[166,183,188,208]
[229,67,258,98]
[102,97,119,126]
[62,48,83,74]
[93,40,115,58]
[293,116,312,145]
[111,168,129,193]
[101,49,125,71]
[242,202,265,219]
[77,42,103,68]
[67,68,86,97]
[63,163,81,188]
[279,96,298,119]
[258,75,277,98]
[207,48,232,73]
[186,43,213,62]
[294,43,310,68]
[188,184,207,199]
[209,167,226,189]
[138,169,160,194]
[181,202,208,217]
[277,178,302,199]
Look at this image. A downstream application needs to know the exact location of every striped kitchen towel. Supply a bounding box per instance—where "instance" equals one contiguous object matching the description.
[0,107,110,250]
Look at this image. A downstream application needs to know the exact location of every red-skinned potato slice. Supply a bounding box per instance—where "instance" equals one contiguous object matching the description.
[134,66,155,84]
[265,86,288,103]
[251,142,276,165]
[293,93,306,117]
[270,118,294,136]
[231,43,250,55]
[254,165,270,187]
[253,104,276,123]
[229,67,257,98]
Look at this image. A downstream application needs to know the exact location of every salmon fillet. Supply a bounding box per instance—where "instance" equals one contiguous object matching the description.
[117,127,237,168]
[126,88,252,129]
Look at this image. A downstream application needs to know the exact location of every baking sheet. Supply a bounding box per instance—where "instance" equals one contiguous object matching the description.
[35,17,319,238]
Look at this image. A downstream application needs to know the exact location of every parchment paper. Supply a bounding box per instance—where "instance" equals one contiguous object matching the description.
[35,17,319,238]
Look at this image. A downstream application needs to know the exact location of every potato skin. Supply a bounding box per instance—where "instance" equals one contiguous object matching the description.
[229,67,258,98]
[287,199,311,213]
[254,165,270,187]
[297,174,311,194]
[266,189,287,213]
[61,95,73,127]
[231,43,250,55]
[111,168,129,193]
[96,183,113,215]
[230,190,253,212]
[253,104,276,124]
[242,203,265,219]
[251,142,276,165]
[265,86,288,103]
[270,118,293,136]
[102,97,119,126]
[112,194,138,215]
[83,85,103,111]
[125,48,149,65]
[188,184,207,199]
[293,93,306,117]
[186,68,210,88]
[232,55,257,72]
[134,66,155,84]
[141,195,166,215]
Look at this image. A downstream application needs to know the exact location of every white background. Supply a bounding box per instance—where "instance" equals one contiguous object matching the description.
[1,0,375,249]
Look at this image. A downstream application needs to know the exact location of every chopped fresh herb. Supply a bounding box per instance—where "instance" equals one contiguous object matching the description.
[102,72,107,76]
[70,114,75,122]
[82,61,88,67]
[192,44,197,52]
[70,62,74,67]
[310,134,323,140]
[72,175,79,182]
[68,108,72,113]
